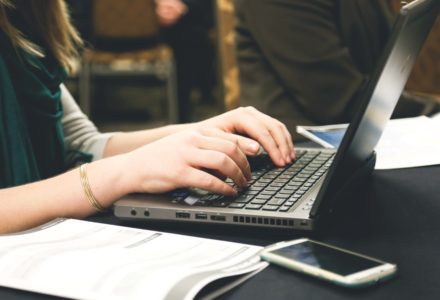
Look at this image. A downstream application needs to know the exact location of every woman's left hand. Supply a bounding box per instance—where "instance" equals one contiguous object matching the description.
[196,106,295,167]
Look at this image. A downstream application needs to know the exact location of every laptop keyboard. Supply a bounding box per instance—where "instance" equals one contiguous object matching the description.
[171,149,335,212]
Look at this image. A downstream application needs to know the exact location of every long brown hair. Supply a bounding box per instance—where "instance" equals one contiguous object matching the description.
[0,0,82,72]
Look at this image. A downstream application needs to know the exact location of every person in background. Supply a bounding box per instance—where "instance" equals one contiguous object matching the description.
[0,0,294,234]
[155,0,216,123]
[234,0,425,140]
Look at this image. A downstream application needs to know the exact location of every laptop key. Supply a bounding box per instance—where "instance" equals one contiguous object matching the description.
[242,190,260,196]
[211,201,230,207]
[265,186,280,192]
[262,204,280,211]
[267,198,286,206]
[261,190,276,196]
[255,194,272,200]
[228,202,246,208]
[279,206,291,212]
[273,194,289,200]
[285,200,296,206]
[250,199,268,205]
[278,188,294,195]
[246,204,263,210]
[234,195,254,203]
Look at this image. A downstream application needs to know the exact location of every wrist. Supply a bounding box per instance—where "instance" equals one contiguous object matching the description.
[84,155,134,208]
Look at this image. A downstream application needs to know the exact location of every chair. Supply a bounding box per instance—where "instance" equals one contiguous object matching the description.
[79,0,178,122]
[216,0,240,110]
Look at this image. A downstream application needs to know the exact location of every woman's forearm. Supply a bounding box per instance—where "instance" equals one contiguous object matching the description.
[102,123,194,157]
[0,155,130,234]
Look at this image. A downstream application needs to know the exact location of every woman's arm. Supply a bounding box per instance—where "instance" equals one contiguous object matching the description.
[60,84,193,159]
[1,91,294,234]
[62,86,294,165]
[0,155,128,233]
[0,127,259,234]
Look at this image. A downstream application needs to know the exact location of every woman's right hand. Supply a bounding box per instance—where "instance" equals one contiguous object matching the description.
[122,129,252,196]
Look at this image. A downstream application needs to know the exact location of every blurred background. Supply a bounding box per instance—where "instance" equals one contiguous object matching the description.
[63,0,439,134]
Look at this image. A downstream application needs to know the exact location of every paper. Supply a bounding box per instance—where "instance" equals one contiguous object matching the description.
[297,116,440,170]
[0,219,267,300]
[375,116,440,169]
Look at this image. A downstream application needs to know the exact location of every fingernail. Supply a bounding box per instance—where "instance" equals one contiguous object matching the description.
[280,157,286,166]
[286,155,292,164]
[247,142,260,153]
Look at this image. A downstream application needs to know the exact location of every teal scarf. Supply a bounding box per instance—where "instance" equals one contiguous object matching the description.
[0,26,67,188]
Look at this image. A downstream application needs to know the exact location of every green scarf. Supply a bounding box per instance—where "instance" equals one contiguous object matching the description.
[0,26,67,188]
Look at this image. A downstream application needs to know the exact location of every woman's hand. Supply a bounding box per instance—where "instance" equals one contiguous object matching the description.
[123,129,252,196]
[196,106,295,167]
[117,107,294,196]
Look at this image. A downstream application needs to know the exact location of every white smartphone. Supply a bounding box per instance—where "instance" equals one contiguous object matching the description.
[260,238,397,288]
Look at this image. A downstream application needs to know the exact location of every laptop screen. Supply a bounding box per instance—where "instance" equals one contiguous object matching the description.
[311,0,440,218]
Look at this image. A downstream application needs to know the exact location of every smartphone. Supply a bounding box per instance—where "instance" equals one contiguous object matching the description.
[260,238,397,288]
[296,124,347,149]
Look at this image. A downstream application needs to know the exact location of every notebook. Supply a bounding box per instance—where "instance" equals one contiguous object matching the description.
[114,0,440,230]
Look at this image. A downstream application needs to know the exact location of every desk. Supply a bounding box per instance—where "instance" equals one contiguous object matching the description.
[1,165,439,300]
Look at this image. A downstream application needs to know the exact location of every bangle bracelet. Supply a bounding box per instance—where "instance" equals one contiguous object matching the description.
[79,163,106,212]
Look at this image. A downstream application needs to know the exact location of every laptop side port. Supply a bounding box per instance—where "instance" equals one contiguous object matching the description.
[176,212,191,219]
[210,215,226,221]
[195,213,208,220]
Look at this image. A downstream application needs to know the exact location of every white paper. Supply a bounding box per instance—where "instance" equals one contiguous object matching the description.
[374,116,440,169]
[0,219,267,300]
[431,112,440,124]
[297,116,440,169]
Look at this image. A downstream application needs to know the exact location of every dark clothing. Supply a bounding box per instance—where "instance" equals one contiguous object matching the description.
[234,0,393,138]
[163,0,215,123]
[0,13,67,188]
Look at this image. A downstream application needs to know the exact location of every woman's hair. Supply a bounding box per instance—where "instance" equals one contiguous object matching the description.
[0,0,82,72]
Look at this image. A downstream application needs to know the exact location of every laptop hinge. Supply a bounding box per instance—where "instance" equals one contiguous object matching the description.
[310,151,376,222]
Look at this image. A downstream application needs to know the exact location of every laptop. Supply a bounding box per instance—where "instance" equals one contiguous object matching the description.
[114,0,440,230]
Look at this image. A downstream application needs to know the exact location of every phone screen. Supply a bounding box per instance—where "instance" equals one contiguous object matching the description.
[271,241,382,276]
[309,128,345,148]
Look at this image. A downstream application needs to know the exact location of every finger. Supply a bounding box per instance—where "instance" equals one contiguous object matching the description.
[198,127,260,156]
[240,107,296,166]
[280,122,296,160]
[264,117,295,163]
[233,110,286,166]
[246,107,296,163]
[195,132,251,180]
[190,148,249,188]
[181,168,237,196]
[203,168,227,181]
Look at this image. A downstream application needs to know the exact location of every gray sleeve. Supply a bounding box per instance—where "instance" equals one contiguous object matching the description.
[61,84,116,164]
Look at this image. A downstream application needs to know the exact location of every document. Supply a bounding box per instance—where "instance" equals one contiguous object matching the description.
[0,219,267,300]
[297,116,440,169]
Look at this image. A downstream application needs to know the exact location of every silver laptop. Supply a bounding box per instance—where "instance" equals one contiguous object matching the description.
[114,0,440,230]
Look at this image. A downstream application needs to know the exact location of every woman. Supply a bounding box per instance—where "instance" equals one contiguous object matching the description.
[0,0,295,233]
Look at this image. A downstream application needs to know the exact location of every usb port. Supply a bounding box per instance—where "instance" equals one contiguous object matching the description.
[176,212,190,219]
[210,215,226,222]
[195,213,208,220]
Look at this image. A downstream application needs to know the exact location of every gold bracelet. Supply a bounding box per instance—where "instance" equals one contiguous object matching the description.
[79,163,106,212]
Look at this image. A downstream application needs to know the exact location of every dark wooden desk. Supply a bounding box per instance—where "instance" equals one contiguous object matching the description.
[1,166,439,300]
